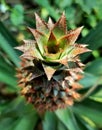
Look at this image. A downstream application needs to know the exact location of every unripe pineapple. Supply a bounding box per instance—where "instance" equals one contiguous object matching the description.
[16,12,90,112]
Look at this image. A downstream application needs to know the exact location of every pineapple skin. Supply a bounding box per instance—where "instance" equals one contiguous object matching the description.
[16,12,90,112]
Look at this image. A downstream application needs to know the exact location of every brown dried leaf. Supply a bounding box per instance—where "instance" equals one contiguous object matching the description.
[61,26,83,45]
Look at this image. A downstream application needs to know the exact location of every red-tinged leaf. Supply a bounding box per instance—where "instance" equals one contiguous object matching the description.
[20,50,34,60]
[52,12,67,38]
[61,26,83,45]
[35,13,49,34]
[15,40,36,52]
[71,44,91,58]
[47,31,58,54]
[27,27,44,38]
[20,47,43,60]
[27,27,47,54]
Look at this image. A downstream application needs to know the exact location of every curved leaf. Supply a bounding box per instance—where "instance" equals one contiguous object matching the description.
[80,21,102,61]
[0,21,20,67]
[79,73,99,88]
[73,99,102,127]
[85,58,102,75]
[0,69,17,87]
[55,108,81,130]
[43,112,57,130]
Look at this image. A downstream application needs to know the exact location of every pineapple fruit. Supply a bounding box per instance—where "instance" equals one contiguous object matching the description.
[16,12,90,112]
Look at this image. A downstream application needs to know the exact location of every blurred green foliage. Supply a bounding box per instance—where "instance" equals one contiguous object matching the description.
[0,0,102,130]
[10,4,24,26]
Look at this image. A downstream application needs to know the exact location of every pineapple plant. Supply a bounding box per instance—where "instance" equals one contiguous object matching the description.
[15,12,90,112]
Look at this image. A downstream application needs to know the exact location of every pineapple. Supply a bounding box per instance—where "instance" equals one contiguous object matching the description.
[16,12,90,112]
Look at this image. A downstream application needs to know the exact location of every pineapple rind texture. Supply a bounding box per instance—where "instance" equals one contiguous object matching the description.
[16,12,90,112]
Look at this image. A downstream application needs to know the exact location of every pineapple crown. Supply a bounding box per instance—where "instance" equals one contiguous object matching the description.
[16,12,90,80]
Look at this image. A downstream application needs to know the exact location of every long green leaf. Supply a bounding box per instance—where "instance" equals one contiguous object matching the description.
[14,112,38,130]
[73,99,102,127]
[75,115,97,130]
[0,118,17,130]
[90,87,102,102]
[0,97,38,130]
[0,69,17,87]
[55,108,81,130]
[57,121,68,130]
[85,58,102,75]
[0,21,20,67]
[80,21,102,61]
[43,112,58,130]
[0,34,20,67]
[0,56,15,74]
[0,21,19,47]
[79,73,99,88]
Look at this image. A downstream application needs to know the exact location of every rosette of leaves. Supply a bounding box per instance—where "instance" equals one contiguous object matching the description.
[15,12,90,112]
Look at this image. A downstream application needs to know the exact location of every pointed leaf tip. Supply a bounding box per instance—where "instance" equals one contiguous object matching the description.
[27,26,45,38]
[62,11,65,15]
[63,26,84,45]
[48,31,57,42]
[27,26,35,35]
[71,44,91,57]
[61,11,66,17]
[42,64,56,80]
[27,28,46,54]
[48,17,54,29]
[34,12,48,34]
[14,46,24,52]
[52,12,67,38]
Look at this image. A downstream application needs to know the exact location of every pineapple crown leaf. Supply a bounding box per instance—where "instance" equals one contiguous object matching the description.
[48,17,54,30]
[16,12,90,80]
[42,64,56,80]
[27,27,47,55]
[34,12,48,34]
[71,44,91,57]
[52,12,67,38]
[63,26,84,45]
